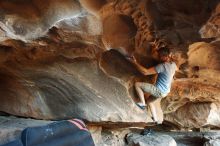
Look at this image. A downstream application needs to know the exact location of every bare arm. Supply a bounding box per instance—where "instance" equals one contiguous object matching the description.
[133,62,157,75]
[127,56,157,75]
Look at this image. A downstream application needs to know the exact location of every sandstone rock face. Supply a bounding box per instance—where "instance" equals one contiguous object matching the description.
[188,42,220,71]
[0,0,82,41]
[164,102,220,128]
[0,0,219,128]
[79,0,107,16]
[200,3,220,38]
[0,58,147,122]
[102,14,137,55]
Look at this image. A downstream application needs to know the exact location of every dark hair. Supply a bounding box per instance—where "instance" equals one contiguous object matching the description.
[158,47,171,57]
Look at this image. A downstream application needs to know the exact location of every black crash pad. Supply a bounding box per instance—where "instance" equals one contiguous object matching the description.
[1,119,95,146]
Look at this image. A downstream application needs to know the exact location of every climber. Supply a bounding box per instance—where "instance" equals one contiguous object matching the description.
[127,47,177,124]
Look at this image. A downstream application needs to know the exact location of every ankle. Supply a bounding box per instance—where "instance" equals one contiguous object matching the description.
[137,102,146,107]
[151,116,158,122]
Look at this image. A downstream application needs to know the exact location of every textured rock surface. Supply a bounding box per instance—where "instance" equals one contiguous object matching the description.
[164,102,220,128]
[89,126,129,146]
[0,0,83,41]
[102,14,137,55]
[200,3,220,38]
[126,132,177,146]
[204,139,220,146]
[0,0,219,128]
[0,58,147,122]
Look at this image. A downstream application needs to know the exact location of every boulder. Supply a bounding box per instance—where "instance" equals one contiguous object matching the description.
[0,59,148,122]
[164,102,220,129]
[204,139,220,146]
[126,132,177,146]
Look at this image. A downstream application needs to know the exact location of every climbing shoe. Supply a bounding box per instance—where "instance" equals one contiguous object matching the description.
[136,103,146,110]
[141,128,153,136]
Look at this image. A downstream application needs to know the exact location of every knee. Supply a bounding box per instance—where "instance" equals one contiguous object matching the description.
[135,82,141,88]
[147,96,158,104]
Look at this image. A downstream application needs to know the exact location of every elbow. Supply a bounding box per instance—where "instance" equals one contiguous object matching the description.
[141,71,148,76]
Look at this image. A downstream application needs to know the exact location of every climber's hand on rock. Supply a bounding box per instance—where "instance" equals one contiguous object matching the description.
[126,55,137,63]
[131,56,138,64]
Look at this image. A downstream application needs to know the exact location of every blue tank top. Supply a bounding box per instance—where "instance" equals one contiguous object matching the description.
[155,62,177,94]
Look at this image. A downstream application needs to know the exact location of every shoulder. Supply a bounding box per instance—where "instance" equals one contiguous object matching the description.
[170,61,177,70]
[155,63,166,73]
[156,63,165,68]
[163,62,176,70]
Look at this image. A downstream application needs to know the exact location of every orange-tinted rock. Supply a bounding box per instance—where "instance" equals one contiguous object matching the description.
[79,0,107,16]
[0,0,82,41]
[164,102,220,128]
[0,0,220,129]
[102,14,137,55]
[162,79,220,114]
[0,59,148,122]
[200,3,220,38]
[188,42,220,71]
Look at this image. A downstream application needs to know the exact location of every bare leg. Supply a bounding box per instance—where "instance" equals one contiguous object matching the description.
[135,82,146,106]
[134,82,161,123]
[149,102,158,122]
